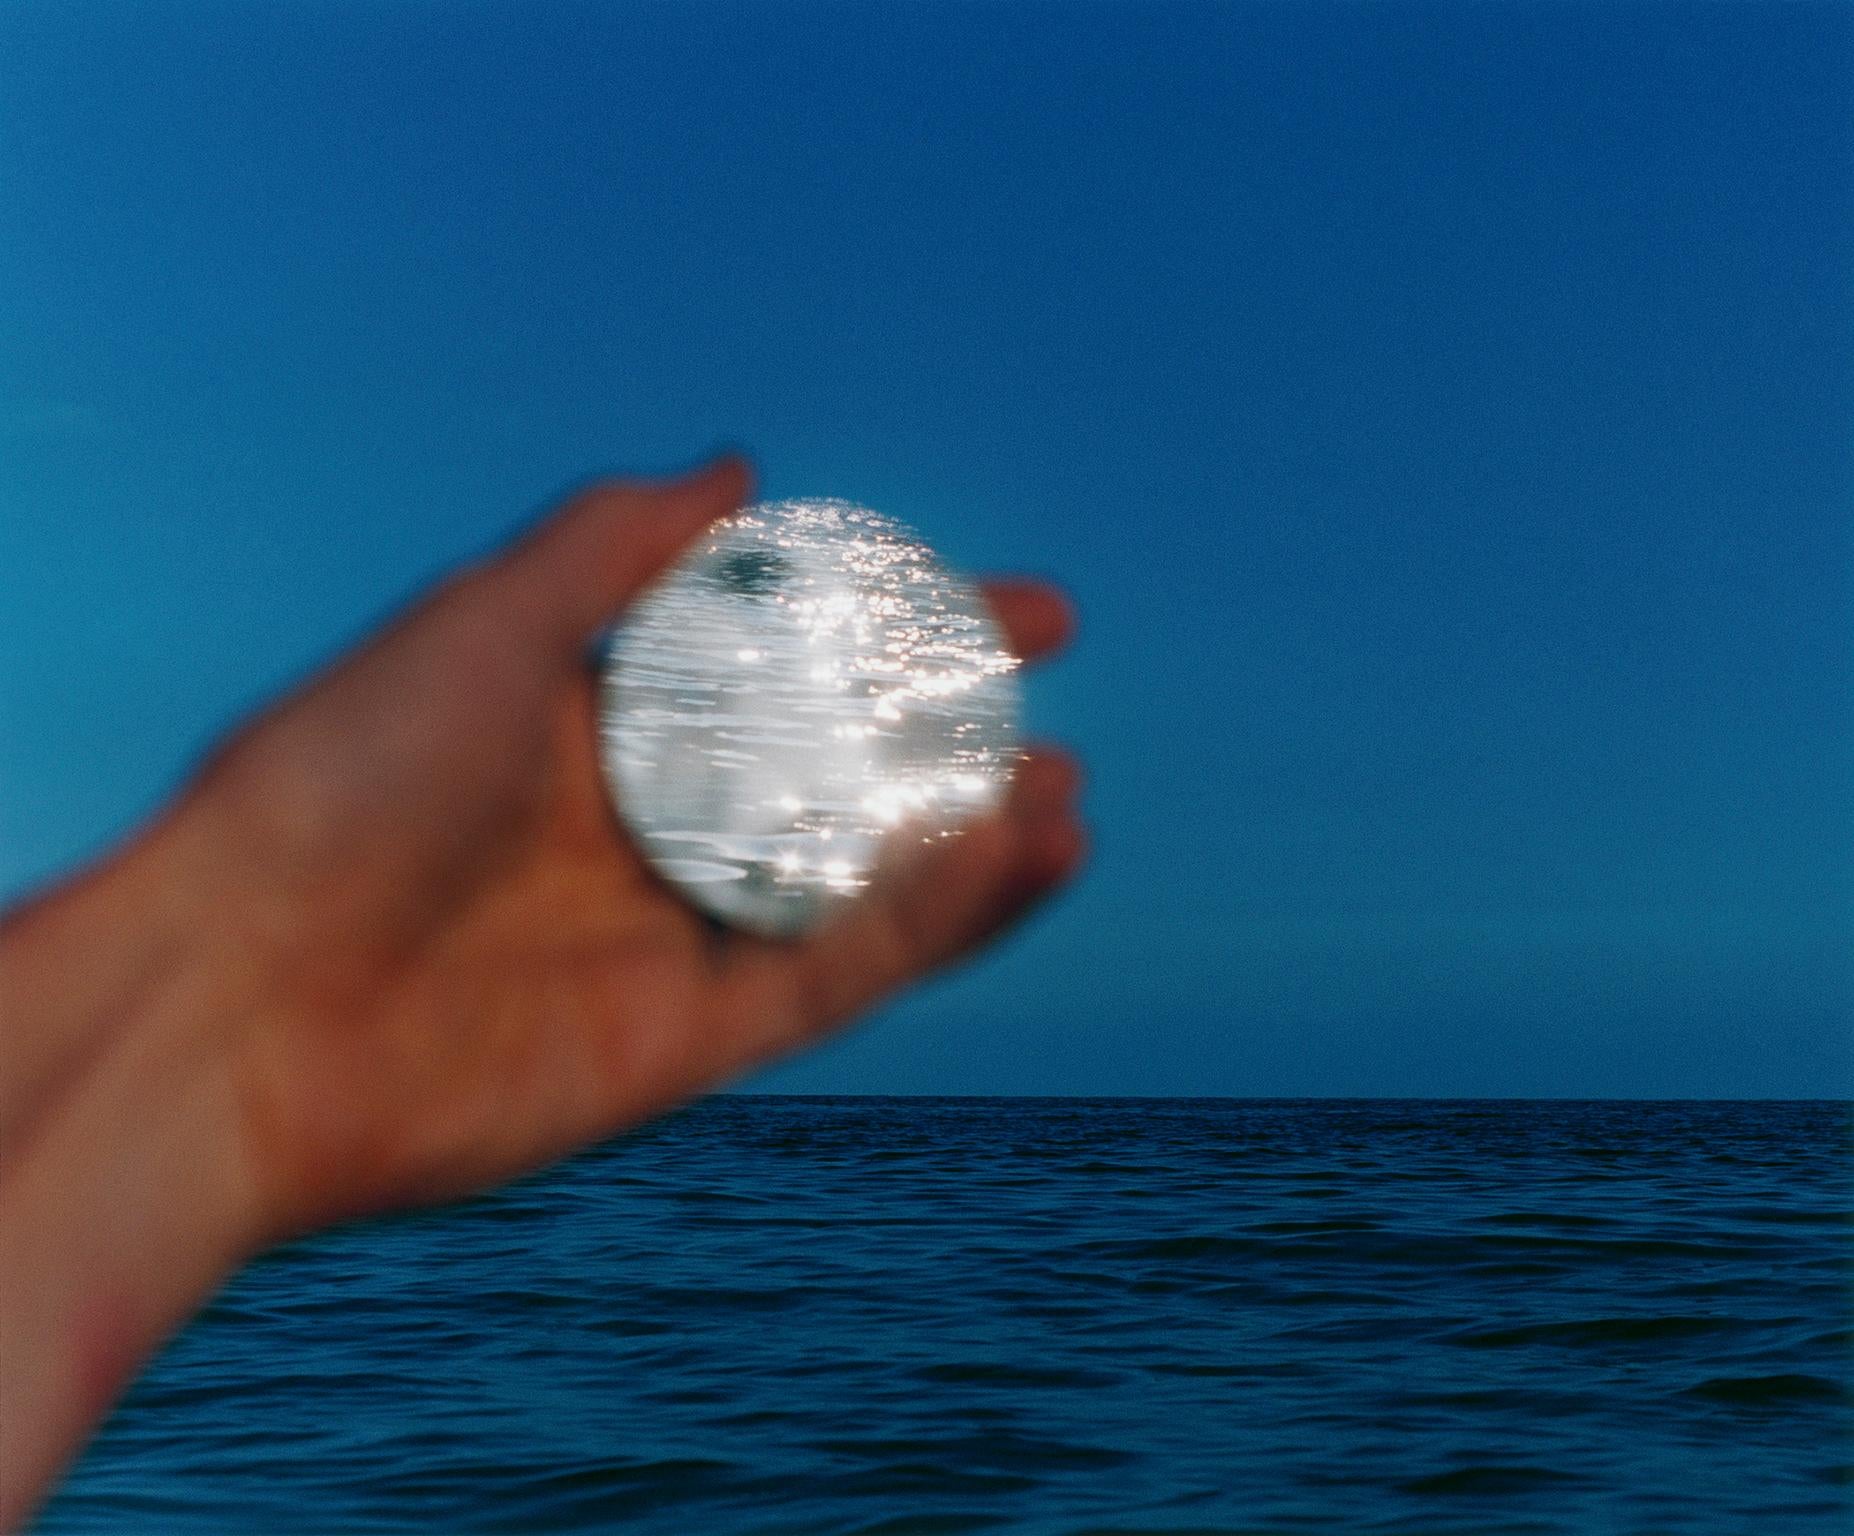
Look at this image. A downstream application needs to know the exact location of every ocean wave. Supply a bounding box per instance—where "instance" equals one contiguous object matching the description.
[43,1097,1853,1536]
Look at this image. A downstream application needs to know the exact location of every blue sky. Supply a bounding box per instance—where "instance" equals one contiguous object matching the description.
[3,1,1849,1096]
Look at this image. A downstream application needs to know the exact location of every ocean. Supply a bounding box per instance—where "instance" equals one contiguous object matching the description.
[39,1098,1852,1534]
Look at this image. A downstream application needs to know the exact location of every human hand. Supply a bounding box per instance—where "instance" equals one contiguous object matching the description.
[0,458,1082,1523]
[111,458,1082,1236]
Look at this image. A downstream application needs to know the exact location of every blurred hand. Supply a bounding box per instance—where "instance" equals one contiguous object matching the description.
[143,457,1082,1236]
[0,458,1083,1524]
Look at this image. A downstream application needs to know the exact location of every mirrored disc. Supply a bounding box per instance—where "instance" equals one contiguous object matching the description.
[597,498,1022,937]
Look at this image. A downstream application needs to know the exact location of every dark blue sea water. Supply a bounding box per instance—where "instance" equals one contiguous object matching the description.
[41,1098,1853,1534]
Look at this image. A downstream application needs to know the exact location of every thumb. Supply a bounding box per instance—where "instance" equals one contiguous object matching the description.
[487,455,753,656]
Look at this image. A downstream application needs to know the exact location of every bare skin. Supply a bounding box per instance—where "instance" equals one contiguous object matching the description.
[0,457,1085,1527]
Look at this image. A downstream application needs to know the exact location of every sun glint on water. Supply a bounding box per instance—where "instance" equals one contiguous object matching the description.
[598,499,1021,936]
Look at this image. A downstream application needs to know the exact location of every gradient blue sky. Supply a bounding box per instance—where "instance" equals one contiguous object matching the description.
[3,1,1849,1096]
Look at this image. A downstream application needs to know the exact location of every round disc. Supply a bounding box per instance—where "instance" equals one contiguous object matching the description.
[597,498,1021,937]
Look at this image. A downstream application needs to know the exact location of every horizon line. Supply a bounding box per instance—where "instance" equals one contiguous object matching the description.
[720,1091,1852,1104]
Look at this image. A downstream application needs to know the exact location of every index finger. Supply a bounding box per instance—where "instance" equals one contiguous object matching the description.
[981,579,1077,666]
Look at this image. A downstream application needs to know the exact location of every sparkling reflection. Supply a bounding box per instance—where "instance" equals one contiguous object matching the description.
[598,499,1021,936]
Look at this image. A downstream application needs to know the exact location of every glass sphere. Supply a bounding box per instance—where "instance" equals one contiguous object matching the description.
[597,498,1021,937]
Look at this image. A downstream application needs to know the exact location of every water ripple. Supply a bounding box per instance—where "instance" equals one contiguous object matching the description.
[40,1097,1854,1535]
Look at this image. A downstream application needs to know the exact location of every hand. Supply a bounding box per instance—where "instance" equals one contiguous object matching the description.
[5,456,1083,1233]
[195,457,1084,1234]
[0,458,1083,1523]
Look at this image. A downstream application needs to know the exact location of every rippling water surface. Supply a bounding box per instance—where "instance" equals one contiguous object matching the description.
[600,499,1019,936]
[44,1098,1852,1534]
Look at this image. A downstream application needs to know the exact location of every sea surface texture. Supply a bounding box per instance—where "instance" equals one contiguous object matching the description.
[599,499,1019,937]
[42,1098,1853,1534]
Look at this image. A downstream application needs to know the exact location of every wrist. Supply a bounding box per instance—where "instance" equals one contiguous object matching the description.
[0,871,267,1527]
[0,792,234,1141]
